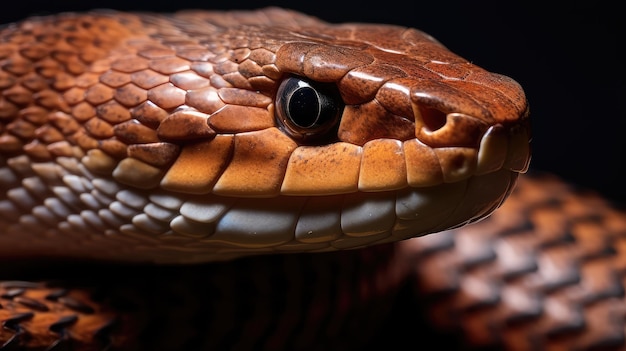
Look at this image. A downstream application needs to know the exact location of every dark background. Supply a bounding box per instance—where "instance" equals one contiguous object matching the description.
[2,0,624,203]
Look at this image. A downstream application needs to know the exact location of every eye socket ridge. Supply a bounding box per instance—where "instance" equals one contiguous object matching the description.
[275,75,344,143]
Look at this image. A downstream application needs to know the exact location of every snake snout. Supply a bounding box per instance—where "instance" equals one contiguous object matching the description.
[409,90,531,180]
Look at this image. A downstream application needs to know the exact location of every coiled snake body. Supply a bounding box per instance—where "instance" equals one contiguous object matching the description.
[0,7,622,351]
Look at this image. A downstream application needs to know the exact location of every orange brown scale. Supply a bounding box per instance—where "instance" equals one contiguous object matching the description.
[161,135,233,194]
[358,139,407,191]
[157,110,216,141]
[214,128,298,197]
[127,142,180,168]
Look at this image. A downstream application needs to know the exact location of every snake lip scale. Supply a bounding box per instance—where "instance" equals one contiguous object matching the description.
[11,7,626,351]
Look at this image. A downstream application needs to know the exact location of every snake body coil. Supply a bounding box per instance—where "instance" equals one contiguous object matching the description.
[0,7,620,351]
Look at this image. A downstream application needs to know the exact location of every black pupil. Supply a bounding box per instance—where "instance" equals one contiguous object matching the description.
[288,87,320,128]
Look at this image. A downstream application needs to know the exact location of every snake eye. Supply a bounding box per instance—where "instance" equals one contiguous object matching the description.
[275,76,344,143]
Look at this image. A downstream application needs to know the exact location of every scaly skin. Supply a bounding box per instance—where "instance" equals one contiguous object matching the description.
[0,8,529,263]
[408,173,626,351]
[0,7,569,351]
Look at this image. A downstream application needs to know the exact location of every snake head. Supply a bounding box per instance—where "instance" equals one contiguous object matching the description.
[0,8,531,262]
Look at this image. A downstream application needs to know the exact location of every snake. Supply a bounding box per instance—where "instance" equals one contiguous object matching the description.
[0,7,622,351]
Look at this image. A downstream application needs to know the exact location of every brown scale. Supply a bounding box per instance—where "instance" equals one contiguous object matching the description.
[408,173,626,350]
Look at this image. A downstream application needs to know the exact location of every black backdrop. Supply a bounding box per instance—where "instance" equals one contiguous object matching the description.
[2,1,624,203]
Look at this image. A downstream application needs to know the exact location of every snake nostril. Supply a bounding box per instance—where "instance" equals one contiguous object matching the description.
[418,106,447,133]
